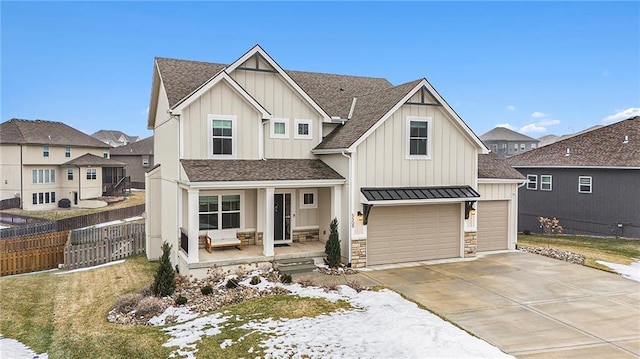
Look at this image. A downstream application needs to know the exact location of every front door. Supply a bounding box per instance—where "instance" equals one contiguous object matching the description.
[73,192,78,205]
[274,193,292,244]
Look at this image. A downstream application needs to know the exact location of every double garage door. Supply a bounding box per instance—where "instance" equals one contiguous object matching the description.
[367,204,461,266]
[477,200,509,252]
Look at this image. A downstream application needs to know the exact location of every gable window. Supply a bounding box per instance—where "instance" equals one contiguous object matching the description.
[520,144,526,151]
[294,119,313,140]
[540,175,552,191]
[208,115,237,157]
[86,168,97,180]
[199,194,241,230]
[142,158,149,167]
[65,146,71,158]
[43,146,49,157]
[406,116,431,159]
[300,189,317,209]
[67,169,74,180]
[103,149,109,158]
[270,118,289,139]
[578,176,592,193]
[527,175,537,190]
[32,169,56,184]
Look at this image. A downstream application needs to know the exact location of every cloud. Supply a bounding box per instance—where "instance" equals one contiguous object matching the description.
[602,107,640,124]
[140,107,149,116]
[494,123,517,131]
[537,118,561,126]
[506,105,516,111]
[520,124,548,133]
[530,111,547,118]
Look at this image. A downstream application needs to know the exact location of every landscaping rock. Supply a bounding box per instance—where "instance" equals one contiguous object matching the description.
[518,245,585,264]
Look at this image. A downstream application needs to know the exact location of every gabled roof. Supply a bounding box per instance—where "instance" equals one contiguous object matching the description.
[91,130,139,146]
[0,119,109,148]
[507,117,640,168]
[180,159,344,182]
[478,153,525,180]
[480,127,538,142]
[62,153,126,167]
[155,57,227,108]
[110,136,154,156]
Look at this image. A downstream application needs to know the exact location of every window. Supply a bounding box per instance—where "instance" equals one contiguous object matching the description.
[209,115,237,157]
[531,143,537,149]
[520,143,526,151]
[578,176,592,193]
[65,146,71,158]
[31,169,56,184]
[270,118,289,139]
[513,143,518,152]
[102,149,109,158]
[300,189,317,209]
[501,143,507,149]
[43,146,49,157]
[492,144,498,151]
[540,175,552,191]
[294,119,313,140]
[527,174,537,190]
[86,168,97,180]
[198,194,241,230]
[142,158,149,167]
[67,168,74,180]
[406,117,431,158]
[32,191,56,205]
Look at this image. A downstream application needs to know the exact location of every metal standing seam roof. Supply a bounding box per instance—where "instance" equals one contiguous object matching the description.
[361,186,480,202]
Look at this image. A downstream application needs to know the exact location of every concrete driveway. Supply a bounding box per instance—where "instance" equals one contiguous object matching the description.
[362,251,640,358]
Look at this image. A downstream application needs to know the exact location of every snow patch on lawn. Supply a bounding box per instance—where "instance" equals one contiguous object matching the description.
[162,284,513,358]
[596,260,640,282]
[0,334,48,359]
[148,306,199,326]
[55,259,125,275]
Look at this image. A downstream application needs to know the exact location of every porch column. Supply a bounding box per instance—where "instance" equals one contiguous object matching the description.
[331,185,342,226]
[187,188,199,263]
[263,187,275,256]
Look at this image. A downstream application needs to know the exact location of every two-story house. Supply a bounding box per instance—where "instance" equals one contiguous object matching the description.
[91,129,140,147]
[110,136,154,189]
[480,127,539,158]
[508,116,640,238]
[145,45,524,277]
[0,119,126,210]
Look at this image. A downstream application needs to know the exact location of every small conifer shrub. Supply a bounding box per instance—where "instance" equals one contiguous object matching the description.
[200,285,213,295]
[152,242,175,297]
[250,276,261,285]
[324,218,341,268]
[174,295,187,305]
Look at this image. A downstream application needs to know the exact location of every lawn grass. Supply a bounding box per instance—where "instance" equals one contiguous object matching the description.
[518,234,640,271]
[2,191,145,221]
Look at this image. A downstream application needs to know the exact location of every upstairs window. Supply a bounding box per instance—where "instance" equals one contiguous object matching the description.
[32,169,56,184]
[43,146,50,157]
[86,168,97,180]
[527,175,537,190]
[270,118,289,139]
[520,143,526,151]
[406,117,431,158]
[65,146,71,158]
[209,115,236,157]
[531,143,537,149]
[294,119,313,140]
[67,168,74,180]
[513,143,518,152]
[103,149,109,158]
[142,158,149,167]
[540,175,552,191]
[578,176,592,193]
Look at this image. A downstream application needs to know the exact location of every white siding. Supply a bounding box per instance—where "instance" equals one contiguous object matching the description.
[478,182,517,200]
[0,144,21,200]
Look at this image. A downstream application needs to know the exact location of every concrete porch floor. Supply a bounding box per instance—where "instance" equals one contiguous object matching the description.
[188,241,326,269]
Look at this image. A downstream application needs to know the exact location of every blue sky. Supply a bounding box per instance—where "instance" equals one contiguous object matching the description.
[2,1,639,139]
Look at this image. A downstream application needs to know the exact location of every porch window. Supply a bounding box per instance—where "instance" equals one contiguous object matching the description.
[270,118,289,139]
[300,189,317,209]
[198,194,241,230]
[199,196,218,230]
[209,115,237,157]
[406,116,431,158]
[221,195,240,229]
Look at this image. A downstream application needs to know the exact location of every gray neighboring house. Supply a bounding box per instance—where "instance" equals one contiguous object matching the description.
[91,130,140,147]
[110,136,153,189]
[480,127,539,158]
[507,116,640,238]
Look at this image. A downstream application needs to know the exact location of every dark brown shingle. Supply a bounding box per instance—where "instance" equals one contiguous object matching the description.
[62,153,126,167]
[110,136,154,155]
[478,153,525,179]
[0,119,109,147]
[180,159,344,182]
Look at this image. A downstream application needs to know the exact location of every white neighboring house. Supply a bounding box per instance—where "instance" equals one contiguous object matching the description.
[0,119,126,210]
[145,45,524,277]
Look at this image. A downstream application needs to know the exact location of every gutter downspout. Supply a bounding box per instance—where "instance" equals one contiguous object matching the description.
[19,144,23,209]
[340,150,352,266]
[514,179,527,249]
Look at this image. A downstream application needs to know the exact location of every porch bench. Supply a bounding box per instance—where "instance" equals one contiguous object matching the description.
[203,229,242,253]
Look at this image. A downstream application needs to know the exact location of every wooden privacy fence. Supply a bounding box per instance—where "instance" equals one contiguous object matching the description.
[57,204,145,231]
[0,221,57,239]
[0,231,68,276]
[64,222,145,270]
[0,197,20,210]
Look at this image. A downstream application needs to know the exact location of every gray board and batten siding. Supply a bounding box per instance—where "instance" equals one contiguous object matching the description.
[517,168,640,238]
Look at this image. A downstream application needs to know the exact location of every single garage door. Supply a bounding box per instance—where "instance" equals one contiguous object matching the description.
[477,200,509,251]
[367,204,461,266]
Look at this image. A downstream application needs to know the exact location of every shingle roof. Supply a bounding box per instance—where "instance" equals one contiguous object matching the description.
[91,130,140,145]
[480,127,538,142]
[315,80,422,149]
[507,117,640,168]
[0,119,109,147]
[155,57,227,108]
[478,153,525,179]
[62,153,126,167]
[180,159,345,182]
[110,136,154,155]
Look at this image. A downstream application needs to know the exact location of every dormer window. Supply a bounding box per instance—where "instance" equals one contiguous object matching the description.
[270,118,289,139]
[406,116,432,159]
[208,114,237,158]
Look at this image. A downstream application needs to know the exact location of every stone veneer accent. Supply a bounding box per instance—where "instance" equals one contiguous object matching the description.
[237,231,256,246]
[351,238,367,268]
[292,228,319,243]
[464,231,477,258]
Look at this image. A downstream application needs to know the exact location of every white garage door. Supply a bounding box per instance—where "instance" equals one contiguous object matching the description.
[367,204,461,266]
[477,200,509,251]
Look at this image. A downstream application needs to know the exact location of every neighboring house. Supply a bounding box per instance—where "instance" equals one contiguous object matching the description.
[145,45,524,277]
[92,129,140,147]
[110,136,154,189]
[507,116,640,238]
[0,119,127,210]
[537,125,604,147]
[480,127,539,158]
